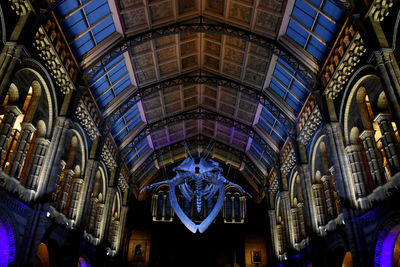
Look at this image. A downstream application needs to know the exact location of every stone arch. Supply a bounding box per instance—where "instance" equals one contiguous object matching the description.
[392,8,400,50]
[341,74,385,145]
[0,209,16,266]
[289,171,303,207]
[375,216,400,267]
[11,67,56,138]
[310,134,330,183]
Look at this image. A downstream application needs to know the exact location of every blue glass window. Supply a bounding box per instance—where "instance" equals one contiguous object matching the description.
[286,0,344,62]
[268,57,310,114]
[53,0,116,58]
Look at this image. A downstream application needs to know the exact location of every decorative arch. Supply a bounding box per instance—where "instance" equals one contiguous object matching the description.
[288,170,303,208]
[375,216,400,267]
[340,74,383,144]
[0,209,16,266]
[392,8,400,50]
[14,61,58,138]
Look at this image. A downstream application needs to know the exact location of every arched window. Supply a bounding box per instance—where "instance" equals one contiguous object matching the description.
[151,185,174,222]
[223,186,246,224]
[0,71,53,194]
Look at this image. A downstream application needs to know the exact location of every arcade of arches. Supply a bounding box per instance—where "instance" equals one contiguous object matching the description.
[1,0,400,266]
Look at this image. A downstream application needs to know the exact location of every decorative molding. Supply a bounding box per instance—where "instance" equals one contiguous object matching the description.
[323,32,366,99]
[101,145,117,170]
[118,174,129,193]
[75,100,100,141]
[8,0,32,16]
[281,148,296,177]
[297,107,322,146]
[33,26,77,94]
[369,0,394,22]
[0,170,35,202]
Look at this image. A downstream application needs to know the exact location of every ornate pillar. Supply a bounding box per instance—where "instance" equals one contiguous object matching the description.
[290,208,301,244]
[93,203,105,238]
[297,202,306,239]
[81,160,99,224]
[8,122,36,178]
[24,137,50,191]
[276,224,286,255]
[66,178,84,222]
[268,210,279,257]
[108,218,120,250]
[56,169,74,212]
[321,175,336,219]
[374,113,400,174]
[359,130,385,187]
[87,197,97,234]
[345,144,370,198]
[0,106,21,159]
[312,183,327,228]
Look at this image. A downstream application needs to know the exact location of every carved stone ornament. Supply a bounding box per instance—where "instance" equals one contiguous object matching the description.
[8,0,32,16]
[33,27,75,94]
[370,0,394,22]
[141,155,251,233]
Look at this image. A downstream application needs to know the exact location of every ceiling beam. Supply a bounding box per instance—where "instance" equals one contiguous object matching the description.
[102,72,296,137]
[120,107,277,166]
[83,16,315,86]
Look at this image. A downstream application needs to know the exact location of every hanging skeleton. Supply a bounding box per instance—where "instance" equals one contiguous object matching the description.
[140,144,251,233]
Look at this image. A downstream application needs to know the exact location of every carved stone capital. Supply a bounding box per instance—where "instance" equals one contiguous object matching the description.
[8,0,32,16]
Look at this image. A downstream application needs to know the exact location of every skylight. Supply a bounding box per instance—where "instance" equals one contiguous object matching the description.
[53,0,116,58]
[285,0,344,62]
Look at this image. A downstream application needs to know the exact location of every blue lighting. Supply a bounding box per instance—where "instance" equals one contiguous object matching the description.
[0,215,15,266]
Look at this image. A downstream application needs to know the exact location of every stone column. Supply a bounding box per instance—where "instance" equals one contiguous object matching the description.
[8,122,36,178]
[56,169,74,212]
[24,137,50,191]
[312,184,327,228]
[321,175,336,219]
[0,46,21,104]
[93,203,105,238]
[109,219,120,250]
[0,105,21,159]
[345,144,370,198]
[359,130,385,187]
[66,178,84,221]
[276,224,285,255]
[374,113,400,174]
[297,202,306,238]
[87,197,97,234]
[290,208,301,244]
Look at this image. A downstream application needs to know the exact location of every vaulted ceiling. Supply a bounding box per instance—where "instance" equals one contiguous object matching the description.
[52,0,344,195]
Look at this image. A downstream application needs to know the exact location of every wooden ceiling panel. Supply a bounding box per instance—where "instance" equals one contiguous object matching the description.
[115,0,285,158]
